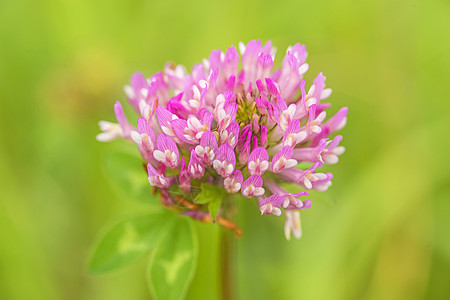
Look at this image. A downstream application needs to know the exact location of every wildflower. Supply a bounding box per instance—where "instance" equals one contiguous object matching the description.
[97,40,347,239]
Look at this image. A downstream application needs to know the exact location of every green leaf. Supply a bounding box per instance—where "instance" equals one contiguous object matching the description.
[147,217,198,300]
[104,151,159,205]
[194,183,224,204]
[208,197,222,220]
[89,211,175,274]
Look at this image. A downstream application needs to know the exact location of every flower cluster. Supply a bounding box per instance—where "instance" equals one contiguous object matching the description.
[97,40,347,239]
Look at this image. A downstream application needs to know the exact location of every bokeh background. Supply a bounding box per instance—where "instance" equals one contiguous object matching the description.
[1,0,449,299]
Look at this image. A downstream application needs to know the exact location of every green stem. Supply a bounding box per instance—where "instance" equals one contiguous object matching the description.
[219,197,236,300]
[220,227,234,300]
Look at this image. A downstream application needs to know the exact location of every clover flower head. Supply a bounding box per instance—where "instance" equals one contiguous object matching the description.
[98,40,347,239]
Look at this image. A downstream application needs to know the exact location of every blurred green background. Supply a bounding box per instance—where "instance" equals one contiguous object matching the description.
[1,0,449,299]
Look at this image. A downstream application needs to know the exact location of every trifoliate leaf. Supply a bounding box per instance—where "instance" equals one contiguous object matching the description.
[147,217,198,300]
[88,211,175,274]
